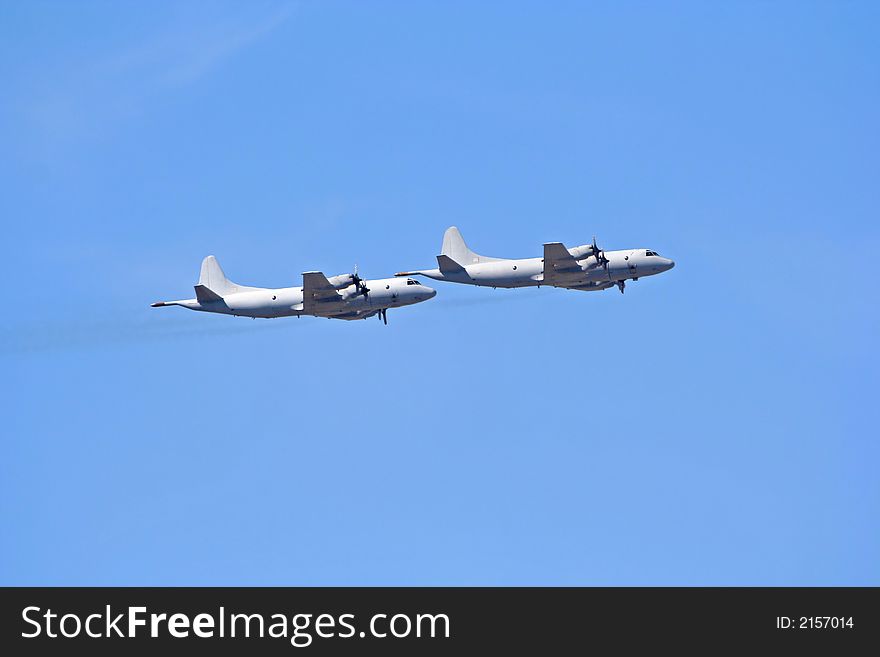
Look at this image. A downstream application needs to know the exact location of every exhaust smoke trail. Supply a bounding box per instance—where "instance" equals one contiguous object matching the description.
[0,315,295,355]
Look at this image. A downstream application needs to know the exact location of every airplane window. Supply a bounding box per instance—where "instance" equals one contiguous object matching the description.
[406,279,420,285]
[646,251,658,256]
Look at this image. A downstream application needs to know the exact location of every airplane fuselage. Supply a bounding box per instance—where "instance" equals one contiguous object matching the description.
[413,248,674,290]
[157,276,435,320]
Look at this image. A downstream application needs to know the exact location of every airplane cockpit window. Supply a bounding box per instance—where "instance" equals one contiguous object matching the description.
[406,278,421,285]
[646,250,658,256]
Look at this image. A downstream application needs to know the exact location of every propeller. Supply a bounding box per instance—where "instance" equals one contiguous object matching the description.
[592,236,609,269]
[351,264,370,297]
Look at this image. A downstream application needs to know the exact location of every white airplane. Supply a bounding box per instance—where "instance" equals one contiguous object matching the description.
[152,256,436,323]
[396,226,674,293]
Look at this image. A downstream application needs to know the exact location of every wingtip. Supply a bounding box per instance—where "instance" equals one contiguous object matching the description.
[150,301,167,307]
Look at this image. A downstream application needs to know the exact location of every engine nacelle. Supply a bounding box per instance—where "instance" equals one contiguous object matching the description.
[578,281,615,292]
[326,273,356,289]
[340,286,362,300]
[568,244,597,261]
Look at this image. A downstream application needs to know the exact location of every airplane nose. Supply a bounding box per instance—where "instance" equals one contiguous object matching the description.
[664,258,675,271]
[427,287,437,298]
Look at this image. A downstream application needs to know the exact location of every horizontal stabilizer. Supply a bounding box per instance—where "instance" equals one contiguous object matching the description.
[194,285,224,303]
[437,254,466,274]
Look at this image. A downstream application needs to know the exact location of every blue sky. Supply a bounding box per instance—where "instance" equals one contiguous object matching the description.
[2,1,878,585]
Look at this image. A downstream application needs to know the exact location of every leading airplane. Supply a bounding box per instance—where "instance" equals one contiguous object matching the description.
[396,226,674,293]
[152,256,436,323]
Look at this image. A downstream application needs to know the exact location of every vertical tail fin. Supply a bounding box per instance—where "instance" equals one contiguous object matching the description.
[440,226,498,265]
[198,255,236,295]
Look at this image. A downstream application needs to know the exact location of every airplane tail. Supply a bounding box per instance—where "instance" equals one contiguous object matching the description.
[151,256,251,308]
[198,255,237,295]
[440,226,498,265]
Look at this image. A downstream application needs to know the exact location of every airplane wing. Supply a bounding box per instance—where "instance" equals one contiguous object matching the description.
[543,242,583,284]
[302,271,343,310]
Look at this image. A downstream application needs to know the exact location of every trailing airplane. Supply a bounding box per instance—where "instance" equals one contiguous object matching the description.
[152,256,436,323]
[396,226,674,293]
